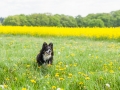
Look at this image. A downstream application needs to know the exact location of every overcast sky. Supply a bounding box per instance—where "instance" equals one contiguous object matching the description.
[0,0,120,17]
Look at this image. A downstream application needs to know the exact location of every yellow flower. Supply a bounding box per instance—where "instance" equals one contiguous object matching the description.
[85,77,90,80]
[30,79,36,83]
[58,62,63,65]
[55,73,59,77]
[83,74,88,77]
[45,74,50,78]
[15,77,17,81]
[0,85,8,89]
[109,62,113,66]
[59,78,64,81]
[26,65,30,68]
[52,86,56,89]
[73,63,77,67]
[22,88,27,90]
[79,82,84,85]
[109,70,114,73]
[71,53,75,57]
[0,26,120,39]
[59,68,66,71]
[118,67,120,70]
[5,78,10,81]
[68,73,73,78]
[78,72,82,74]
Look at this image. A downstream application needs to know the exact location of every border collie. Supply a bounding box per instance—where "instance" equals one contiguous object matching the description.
[36,42,54,65]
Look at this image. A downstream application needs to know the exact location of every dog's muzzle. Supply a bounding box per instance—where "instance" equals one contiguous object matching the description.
[45,49,52,55]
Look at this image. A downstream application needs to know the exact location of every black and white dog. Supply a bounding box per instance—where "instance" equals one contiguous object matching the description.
[36,42,54,65]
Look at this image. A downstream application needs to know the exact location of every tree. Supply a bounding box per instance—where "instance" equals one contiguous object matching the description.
[19,14,28,26]
[48,14,61,26]
[39,14,49,26]
[96,13,111,27]
[3,16,19,25]
[88,19,104,27]
[110,10,120,27]
[60,15,77,27]
[75,15,84,27]
[2,9,120,27]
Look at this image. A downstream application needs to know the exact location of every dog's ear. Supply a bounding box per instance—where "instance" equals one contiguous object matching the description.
[42,42,47,49]
[49,42,53,48]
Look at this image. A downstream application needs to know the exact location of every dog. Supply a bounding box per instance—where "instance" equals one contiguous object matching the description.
[36,42,54,66]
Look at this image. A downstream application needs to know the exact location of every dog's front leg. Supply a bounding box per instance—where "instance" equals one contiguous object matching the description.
[48,61,52,64]
[48,58,53,65]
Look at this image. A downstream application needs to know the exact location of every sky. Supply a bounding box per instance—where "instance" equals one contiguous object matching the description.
[0,0,120,17]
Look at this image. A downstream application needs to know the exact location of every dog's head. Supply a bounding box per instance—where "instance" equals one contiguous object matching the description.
[42,42,53,55]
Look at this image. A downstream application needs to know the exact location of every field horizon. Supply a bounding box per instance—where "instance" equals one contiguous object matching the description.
[0,35,120,90]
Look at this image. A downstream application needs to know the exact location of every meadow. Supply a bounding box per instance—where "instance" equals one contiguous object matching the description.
[0,26,120,90]
[0,34,120,90]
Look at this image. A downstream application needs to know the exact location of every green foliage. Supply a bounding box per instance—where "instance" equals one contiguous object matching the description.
[110,10,120,26]
[60,15,77,27]
[2,10,120,27]
[48,14,61,26]
[0,35,120,90]
[75,15,84,27]
[88,19,104,27]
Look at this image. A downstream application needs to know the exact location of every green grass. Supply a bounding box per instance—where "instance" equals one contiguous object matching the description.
[0,35,120,90]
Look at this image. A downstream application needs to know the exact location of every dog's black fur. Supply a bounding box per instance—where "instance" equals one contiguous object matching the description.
[36,42,54,65]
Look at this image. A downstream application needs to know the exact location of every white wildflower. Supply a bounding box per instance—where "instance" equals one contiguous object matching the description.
[106,83,110,87]
[58,52,61,55]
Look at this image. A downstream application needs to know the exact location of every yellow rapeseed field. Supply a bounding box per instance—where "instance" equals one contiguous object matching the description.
[0,26,120,39]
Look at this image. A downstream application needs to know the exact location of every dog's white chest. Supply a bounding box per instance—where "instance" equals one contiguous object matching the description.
[43,54,51,61]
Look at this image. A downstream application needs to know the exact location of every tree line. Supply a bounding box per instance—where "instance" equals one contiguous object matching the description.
[2,10,120,27]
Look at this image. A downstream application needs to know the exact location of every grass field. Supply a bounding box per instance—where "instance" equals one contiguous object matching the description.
[0,35,120,90]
